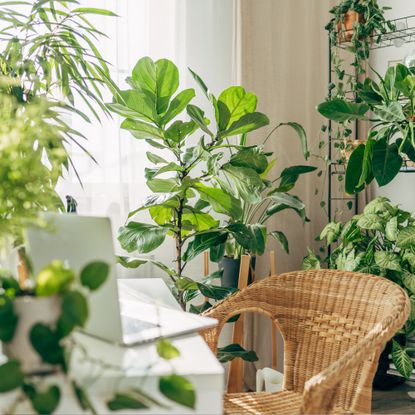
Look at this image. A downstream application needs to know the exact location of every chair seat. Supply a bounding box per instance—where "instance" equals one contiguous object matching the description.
[224,390,303,415]
[224,390,351,415]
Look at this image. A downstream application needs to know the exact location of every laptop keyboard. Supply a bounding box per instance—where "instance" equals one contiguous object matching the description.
[122,315,160,335]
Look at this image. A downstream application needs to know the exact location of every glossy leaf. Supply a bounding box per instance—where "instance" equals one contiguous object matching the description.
[229,147,268,174]
[161,88,195,125]
[217,343,258,363]
[372,139,402,187]
[220,112,269,138]
[278,165,317,192]
[345,144,365,194]
[270,231,289,253]
[23,384,61,415]
[118,222,168,254]
[30,324,64,364]
[392,340,413,379]
[317,99,369,123]
[183,231,227,262]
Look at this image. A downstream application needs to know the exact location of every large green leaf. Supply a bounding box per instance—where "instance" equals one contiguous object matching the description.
[229,147,268,174]
[131,57,179,115]
[222,164,264,204]
[345,144,365,194]
[121,119,164,140]
[182,211,219,232]
[194,183,242,219]
[372,139,403,187]
[266,193,306,221]
[302,249,321,270]
[228,223,267,256]
[357,213,384,231]
[397,226,415,249]
[186,105,213,137]
[147,178,178,193]
[317,99,369,123]
[161,88,195,125]
[402,272,415,295]
[385,217,399,241]
[277,165,317,192]
[357,137,376,188]
[128,193,179,218]
[165,120,197,142]
[183,231,228,262]
[118,222,168,254]
[114,90,157,123]
[197,283,236,301]
[217,86,257,131]
[392,340,414,379]
[374,251,401,271]
[320,222,342,245]
[0,361,24,392]
[273,122,309,160]
[374,102,405,122]
[220,112,269,138]
[159,375,196,409]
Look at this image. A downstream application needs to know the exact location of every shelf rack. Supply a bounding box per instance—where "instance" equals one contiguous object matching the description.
[327,14,415,225]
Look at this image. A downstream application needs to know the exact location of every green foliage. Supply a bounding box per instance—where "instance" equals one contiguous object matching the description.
[0,361,24,392]
[303,197,415,378]
[111,56,314,311]
[36,261,75,297]
[159,374,196,409]
[217,343,259,363]
[156,339,180,360]
[318,64,415,193]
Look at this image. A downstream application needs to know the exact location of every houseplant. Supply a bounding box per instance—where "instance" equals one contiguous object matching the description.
[219,135,315,288]
[110,57,311,308]
[303,197,415,383]
[326,0,393,90]
[0,0,119,181]
[318,63,415,194]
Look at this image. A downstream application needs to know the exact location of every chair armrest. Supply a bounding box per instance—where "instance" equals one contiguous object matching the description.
[301,309,409,414]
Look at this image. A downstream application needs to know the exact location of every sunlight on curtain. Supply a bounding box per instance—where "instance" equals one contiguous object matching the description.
[57,0,236,274]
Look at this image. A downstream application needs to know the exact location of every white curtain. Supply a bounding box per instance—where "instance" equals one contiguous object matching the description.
[57,0,237,276]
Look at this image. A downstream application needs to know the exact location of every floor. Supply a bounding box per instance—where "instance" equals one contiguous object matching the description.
[373,385,415,414]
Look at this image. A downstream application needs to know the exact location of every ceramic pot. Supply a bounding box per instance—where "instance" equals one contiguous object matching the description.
[220,256,256,289]
[337,11,363,43]
[256,368,284,393]
[3,295,61,375]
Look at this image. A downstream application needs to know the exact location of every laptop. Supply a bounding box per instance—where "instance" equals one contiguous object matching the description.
[25,213,217,346]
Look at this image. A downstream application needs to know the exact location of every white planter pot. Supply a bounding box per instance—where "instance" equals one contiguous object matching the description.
[3,296,61,374]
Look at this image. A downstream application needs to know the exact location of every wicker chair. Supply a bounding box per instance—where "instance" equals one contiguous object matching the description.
[201,269,410,414]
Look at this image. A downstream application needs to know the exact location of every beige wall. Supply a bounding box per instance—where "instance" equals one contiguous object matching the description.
[237,0,335,387]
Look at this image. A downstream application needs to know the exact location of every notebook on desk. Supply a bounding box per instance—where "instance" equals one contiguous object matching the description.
[25,213,217,346]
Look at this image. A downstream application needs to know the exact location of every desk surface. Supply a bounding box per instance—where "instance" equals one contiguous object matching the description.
[0,278,224,415]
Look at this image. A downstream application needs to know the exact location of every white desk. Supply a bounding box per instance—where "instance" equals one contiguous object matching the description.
[0,279,224,414]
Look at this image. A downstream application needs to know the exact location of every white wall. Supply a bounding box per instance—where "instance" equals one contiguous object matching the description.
[371,1,415,211]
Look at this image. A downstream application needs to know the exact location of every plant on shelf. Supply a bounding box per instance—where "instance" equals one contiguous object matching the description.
[303,197,415,381]
[110,56,312,310]
[0,0,119,181]
[318,63,415,194]
[326,0,394,95]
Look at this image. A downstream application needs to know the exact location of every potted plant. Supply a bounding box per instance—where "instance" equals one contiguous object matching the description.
[219,131,315,289]
[326,0,394,77]
[318,63,415,194]
[303,197,415,386]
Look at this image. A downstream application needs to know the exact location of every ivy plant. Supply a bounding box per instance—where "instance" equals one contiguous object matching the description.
[303,197,415,379]
[318,63,415,193]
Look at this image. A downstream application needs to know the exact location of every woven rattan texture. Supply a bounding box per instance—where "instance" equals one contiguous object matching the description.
[202,270,410,414]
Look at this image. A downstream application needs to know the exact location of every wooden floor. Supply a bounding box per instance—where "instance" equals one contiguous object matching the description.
[373,385,415,414]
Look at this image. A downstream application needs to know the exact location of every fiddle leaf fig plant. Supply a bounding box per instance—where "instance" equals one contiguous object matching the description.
[111,57,313,312]
[303,197,415,379]
[318,63,415,193]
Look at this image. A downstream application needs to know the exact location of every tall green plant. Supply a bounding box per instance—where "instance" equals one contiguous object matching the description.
[110,57,310,310]
[0,0,119,180]
[304,197,415,379]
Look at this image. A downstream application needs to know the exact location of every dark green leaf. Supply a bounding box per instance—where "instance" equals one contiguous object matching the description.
[23,384,61,415]
[345,144,365,194]
[159,375,196,409]
[317,99,369,123]
[229,147,268,174]
[80,261,109,291]
[221,112,269,138]
[392,340,414,379]
[372,139,402,187]
[30,324,64,364]
[217,343,258,363]
[278,165,317,192]
[183,231,227,262]
[0,361,23,392]
[0,295,18,342]
[270,231,289,253]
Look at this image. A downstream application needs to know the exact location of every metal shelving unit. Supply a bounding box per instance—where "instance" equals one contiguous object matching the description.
[327,14,415,224]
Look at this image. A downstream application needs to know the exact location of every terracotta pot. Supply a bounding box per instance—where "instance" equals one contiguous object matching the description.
[3,296,61,375]
[220,256,256,289]
[337,11,363,43]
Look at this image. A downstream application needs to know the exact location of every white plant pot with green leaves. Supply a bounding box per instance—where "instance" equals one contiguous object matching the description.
[3,295,61,374]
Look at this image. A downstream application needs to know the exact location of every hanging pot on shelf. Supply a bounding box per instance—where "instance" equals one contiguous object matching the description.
[220,256,256,289]
[3,295,61,375]
[337,11,363,43]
